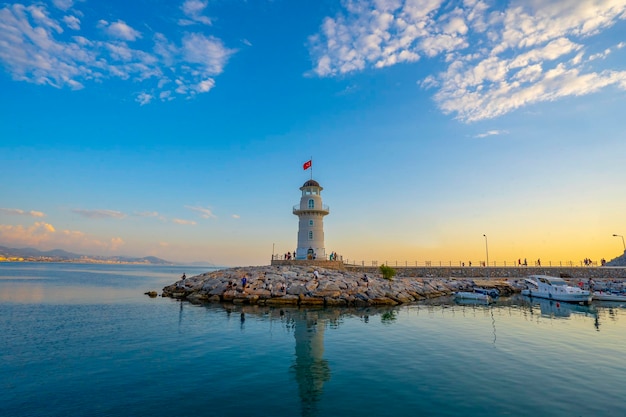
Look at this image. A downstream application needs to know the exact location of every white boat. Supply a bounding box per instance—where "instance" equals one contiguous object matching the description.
[454,291,491,301]
[474,287,500,298]
[521,275,592,304]
[592,291,626,302]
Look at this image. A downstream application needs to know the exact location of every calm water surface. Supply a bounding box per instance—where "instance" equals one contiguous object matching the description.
[1,263,625,417]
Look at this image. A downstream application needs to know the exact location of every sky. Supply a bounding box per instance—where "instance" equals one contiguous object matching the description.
[1,0,626,267]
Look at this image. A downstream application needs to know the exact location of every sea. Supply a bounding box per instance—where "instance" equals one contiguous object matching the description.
[1,263,625,417]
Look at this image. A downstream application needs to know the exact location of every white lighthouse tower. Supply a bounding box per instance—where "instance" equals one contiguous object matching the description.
[293,179,329,260]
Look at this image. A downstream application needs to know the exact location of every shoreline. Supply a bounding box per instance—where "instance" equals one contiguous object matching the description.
[162,264,518,307]
[162,264,626,307]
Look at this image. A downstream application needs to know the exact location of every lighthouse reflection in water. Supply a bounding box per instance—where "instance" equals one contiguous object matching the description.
[290,310,331,417]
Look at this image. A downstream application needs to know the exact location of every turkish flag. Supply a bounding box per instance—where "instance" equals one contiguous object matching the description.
[303,160,312,170]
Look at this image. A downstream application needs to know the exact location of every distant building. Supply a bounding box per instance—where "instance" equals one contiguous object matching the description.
[293,179,329,260]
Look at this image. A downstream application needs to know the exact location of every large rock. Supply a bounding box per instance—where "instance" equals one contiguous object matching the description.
[286,284,308,295]
[299,294,325,305]
[324,297,348,306]
[266,295,299,305]
[317,281,341,292]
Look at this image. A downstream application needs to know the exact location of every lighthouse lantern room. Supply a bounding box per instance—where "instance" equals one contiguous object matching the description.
[293,179,329,260]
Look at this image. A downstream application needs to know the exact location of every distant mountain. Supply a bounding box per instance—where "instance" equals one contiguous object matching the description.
[0,246,78,258]
[0,245,173,265]
[139,256,172,265]
[187,261,218,267]
[606,252,626,267]
[40,248,81,258]
[105,255,172,265]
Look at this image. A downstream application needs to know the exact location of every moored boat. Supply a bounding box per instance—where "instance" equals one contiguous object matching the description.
[454,291,491,302]
[592,291,626,302]
[522,275,592,304]
[474,287,500,298]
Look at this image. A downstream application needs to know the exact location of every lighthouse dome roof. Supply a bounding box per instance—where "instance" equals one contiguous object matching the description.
[302,179,320,187]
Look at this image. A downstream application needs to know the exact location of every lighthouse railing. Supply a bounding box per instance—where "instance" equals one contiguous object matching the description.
[292,204,330,214]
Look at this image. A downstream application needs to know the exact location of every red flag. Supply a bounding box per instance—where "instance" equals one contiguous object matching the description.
[303,160,312,170]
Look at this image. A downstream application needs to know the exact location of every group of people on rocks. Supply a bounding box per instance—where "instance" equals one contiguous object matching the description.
[223,274,287,296]
[329,251,339,261]
[225,276,248,293]
[261,278,287,295]
[283,251,296,260]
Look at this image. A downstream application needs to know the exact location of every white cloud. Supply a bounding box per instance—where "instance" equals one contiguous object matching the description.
[196,78,215,93]
[474,129,508,138]
[232,214,240,219]
[588,48,611,61]
[172,218,197,225]
[308,0,446,77]
[420,33,468,58]
[0,221,124,252]
[0,222,56,246]
[136,92,153,105]
[181,33,236,76]
[0,208,46,217]
[71,209,126,219]
[0,2,235,102]
[310,0,626,121]
[62,14,80,30]
[185,205,216,219]
[109,237,125,251]
[52,0,74,11]
[180,0,212,26]
[98,19,141,41]
[509,38,583,69]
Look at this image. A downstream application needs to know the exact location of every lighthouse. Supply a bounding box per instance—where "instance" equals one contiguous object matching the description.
[293,179,329,260]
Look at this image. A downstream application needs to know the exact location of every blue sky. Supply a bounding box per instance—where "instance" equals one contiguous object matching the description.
[1,0,626,266]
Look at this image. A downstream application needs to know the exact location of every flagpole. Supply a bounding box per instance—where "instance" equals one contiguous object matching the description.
[310,156,313,180]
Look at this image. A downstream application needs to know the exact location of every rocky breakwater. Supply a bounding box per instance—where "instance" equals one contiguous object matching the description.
[161,265,515,307]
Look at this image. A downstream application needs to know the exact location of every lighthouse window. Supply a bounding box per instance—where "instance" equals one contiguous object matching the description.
[308,199,314,209]
[309,220,314,226]
[308,231,313,240]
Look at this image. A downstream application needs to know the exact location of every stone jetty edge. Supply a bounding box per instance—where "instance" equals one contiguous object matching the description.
[161,265,518,307]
